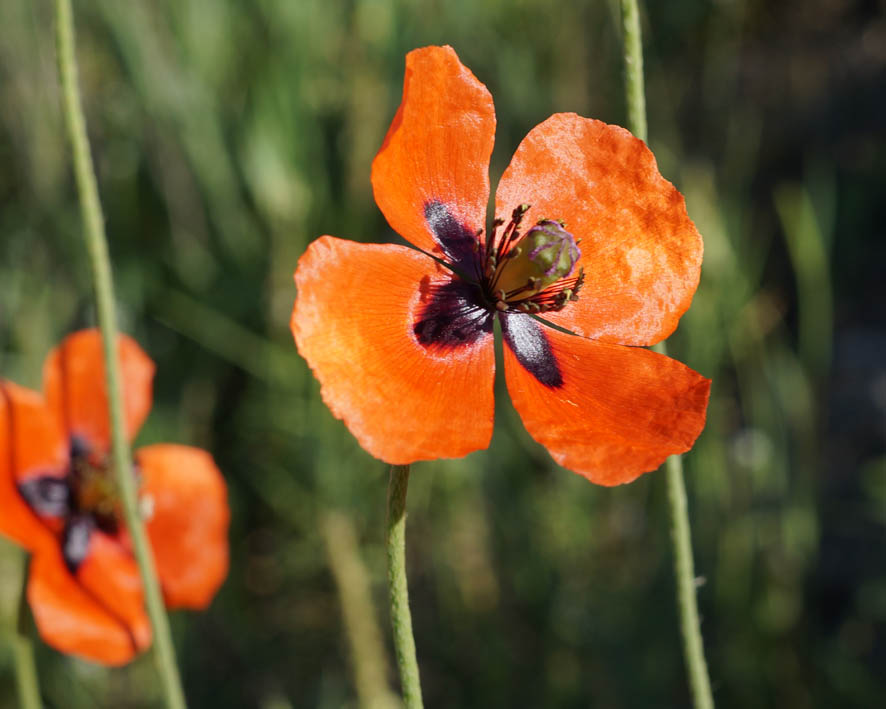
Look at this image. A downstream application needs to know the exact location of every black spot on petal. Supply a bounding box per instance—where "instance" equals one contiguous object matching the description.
[18,475,71,519]
[500,313,563,388]
[414,279,492,350]
[62,514,95,573]
[424,200,481,272]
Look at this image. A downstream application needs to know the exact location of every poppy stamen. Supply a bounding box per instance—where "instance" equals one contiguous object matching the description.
[480,209,582,313]
[69,447,123,531]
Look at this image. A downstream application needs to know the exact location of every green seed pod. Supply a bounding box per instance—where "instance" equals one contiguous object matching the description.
[495,220,580,299]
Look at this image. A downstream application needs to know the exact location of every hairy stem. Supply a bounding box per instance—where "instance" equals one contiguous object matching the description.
[619,1,715,706]
[385,465,424,708]
[661,438,715,709]
[55,1,186,707]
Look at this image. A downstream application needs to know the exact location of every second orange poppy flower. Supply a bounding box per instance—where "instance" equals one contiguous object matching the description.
[292,45,710,485]
[0,329,229,665]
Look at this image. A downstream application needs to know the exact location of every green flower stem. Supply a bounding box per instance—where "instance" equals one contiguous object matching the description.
[659,433,715,709]
[54,2,187,708]
[619,0,648,142]
[619,1,714,707]
[13,559,42,709]
[385,465,424,708]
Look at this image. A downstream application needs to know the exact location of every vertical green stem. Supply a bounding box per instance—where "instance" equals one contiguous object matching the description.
[620,0,648,142]
[385,465,424,708]
[13,559,42,709]
[662,448,714,709]
[619,2,714,707]
[54,2,187,708]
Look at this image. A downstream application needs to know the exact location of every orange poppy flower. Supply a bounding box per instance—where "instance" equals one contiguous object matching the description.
[0,329,229,665]
[291,45,711,486]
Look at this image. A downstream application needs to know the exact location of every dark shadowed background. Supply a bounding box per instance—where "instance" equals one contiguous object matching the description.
[1,0,884,707]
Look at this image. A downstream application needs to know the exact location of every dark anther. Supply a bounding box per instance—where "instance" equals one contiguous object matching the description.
[70,435,91,460]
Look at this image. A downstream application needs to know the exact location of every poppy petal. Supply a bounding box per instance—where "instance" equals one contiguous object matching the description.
[0,382,67,553]
[136,444,229,608]
[501,313,710,485]
[371,45,494,271]
[495,114,703,346]
[43,329,155,454]
[75,529,152,652]
[27,547,140,665]
[292,236,495,463]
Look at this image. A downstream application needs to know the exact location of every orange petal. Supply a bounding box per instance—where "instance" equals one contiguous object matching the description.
[74,528,152,652]
[27,546,140,665]
[371,45,494,270]
[136,444,229,608]
[501,314,710,485]
[495,114,703,346]
[292,236,496,463]
[0,382,67,553]
[43,329,155,454]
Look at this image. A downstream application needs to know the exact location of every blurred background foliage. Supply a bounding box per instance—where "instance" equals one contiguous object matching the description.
[0,0,884,707]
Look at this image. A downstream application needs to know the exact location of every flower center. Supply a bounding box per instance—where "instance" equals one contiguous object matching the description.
[477,204,584,314]
[17,437,126,533]
[69,439,122,531]
[16,437,147,570]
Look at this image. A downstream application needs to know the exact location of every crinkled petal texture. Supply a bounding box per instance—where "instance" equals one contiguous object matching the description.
[0,382,66,553]
[137,444,229,608]
[501,314,710,485]
[496,114,702,346]
[28,546,146,666]
[43,329,155,453]
[372,45,494,269]
[292,236,495,463]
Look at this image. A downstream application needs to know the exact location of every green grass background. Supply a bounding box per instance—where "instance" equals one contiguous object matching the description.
[1,0,884,707]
